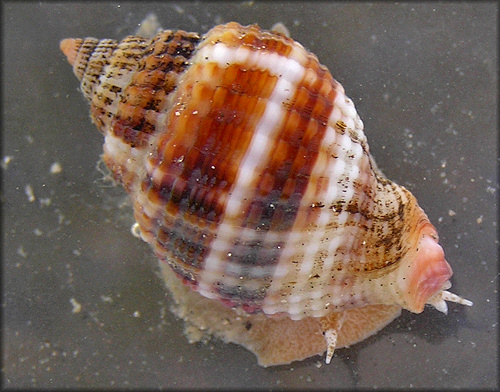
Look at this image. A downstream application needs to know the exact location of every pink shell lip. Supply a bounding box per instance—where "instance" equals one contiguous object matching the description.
[403,224,453,313]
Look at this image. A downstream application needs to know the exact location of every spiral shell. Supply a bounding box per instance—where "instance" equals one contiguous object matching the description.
[61,22,471,366]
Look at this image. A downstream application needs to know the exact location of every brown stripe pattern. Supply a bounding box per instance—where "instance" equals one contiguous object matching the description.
[61,22,453,320]
[130,23,339,311]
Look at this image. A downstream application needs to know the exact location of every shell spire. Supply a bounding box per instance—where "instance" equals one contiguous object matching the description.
[60,38,80,66]
[60,29,201,189]
[61,21,472,367]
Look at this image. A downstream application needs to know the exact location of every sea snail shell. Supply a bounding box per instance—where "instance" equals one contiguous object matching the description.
[61,22,472,366]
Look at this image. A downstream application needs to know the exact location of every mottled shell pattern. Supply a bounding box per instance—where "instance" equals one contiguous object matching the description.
[61,22,471,362]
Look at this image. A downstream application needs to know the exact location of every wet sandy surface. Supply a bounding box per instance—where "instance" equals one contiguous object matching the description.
[3,2,497,389]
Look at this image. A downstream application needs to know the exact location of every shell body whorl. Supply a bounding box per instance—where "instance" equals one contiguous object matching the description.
[61,22,471,357]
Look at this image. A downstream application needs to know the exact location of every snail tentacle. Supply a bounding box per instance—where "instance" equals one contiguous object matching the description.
[320,311,346,364]
[428,289,473,314]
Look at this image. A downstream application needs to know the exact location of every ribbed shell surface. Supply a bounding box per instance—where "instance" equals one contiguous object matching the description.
[63,22,427,320]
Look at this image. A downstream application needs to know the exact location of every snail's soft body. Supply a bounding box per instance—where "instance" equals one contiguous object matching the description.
[61,22,471,366]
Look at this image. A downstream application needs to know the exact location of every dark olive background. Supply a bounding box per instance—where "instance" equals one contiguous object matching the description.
[2,2,497,389]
